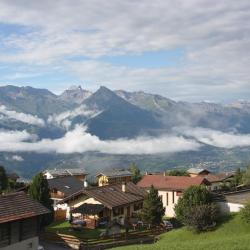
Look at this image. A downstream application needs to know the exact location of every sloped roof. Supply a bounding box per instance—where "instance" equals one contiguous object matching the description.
[205,173,234,183]
[187,168,210,175]
[45,168,88,177]
[96,169,132,178]
[137,175,210,191]
[82,182,146,209]
[0,192,50,224]
[72,203,104,215]
[48,176,84,197]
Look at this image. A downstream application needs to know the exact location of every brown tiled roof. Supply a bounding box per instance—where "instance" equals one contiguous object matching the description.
[137,175,210,191]
[0,192,50,224]
[83,182,147,209]
[205,173,234,183]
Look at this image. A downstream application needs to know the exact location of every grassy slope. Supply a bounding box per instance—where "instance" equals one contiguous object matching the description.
[115,214,250,250]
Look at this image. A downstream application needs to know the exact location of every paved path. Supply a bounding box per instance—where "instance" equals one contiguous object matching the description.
[41,242,72,250]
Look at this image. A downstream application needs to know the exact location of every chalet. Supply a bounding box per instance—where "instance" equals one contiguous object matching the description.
[0,192,50,250]
[188,168,235,190]
[47,176,86,212]
[137,175,210,217]
[96,169,132,186]
[43,168,88,181]
[60,182,147,227]
[205,172,235,191]
[187,168,211,177]
[7,172,20,182]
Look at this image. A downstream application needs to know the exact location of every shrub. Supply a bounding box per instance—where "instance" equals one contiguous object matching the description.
[240,202,250,224]
[184,204,218,232]
[174,185,218,232]
[175,185,212,222]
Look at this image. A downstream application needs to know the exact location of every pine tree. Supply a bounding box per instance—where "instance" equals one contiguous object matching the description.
[0,166,8,192]
[128,163,142,184]
[29,173,54,226]
[141,185,165,227]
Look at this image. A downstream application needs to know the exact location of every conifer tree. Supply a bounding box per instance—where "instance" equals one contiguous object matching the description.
[29,172,54,226]
[0,166,8,192]
[128,163,142,184]
[141,185,165,227]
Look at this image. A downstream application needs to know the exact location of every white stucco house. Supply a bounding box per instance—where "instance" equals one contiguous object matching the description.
[137,174,211,217]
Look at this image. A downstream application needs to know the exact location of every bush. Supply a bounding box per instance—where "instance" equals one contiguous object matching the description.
[240,202,250,224]
[174,185,218,232]
[184,204,218,232]
[175,185,212,222]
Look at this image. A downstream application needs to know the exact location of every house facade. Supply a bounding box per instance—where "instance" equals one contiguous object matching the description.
[188,168,235,191]
[137,175,210,217]
[96,170,132,186]
[47,176,86,219]
[0,192,50,250]
[60,182,146,226]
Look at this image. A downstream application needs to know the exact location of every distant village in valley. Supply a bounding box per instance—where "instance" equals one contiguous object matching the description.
[1,163,250,249]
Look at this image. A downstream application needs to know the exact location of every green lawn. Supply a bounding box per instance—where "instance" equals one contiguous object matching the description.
[46,221,106,239]
[114,214,250,250]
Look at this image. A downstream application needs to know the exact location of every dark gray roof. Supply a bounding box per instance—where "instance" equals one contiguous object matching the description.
[96,169,132,178]
[212,189,250,205]
[83,182,146,209]
[45,168,88,177]
[48,176,84,197]
[187,168,210,174]
[72,204,104,215]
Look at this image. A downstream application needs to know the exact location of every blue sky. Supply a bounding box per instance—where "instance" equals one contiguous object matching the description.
[0,0,249,102]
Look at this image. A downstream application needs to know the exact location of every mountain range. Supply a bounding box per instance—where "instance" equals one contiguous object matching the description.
[0,85,250,179]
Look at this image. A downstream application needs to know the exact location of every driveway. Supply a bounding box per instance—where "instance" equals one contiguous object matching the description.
[40,241,72,250]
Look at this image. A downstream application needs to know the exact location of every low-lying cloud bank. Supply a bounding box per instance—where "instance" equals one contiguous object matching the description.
[179,127,250,149]
[0,126,250,155]
[0,126,200,154]
[0,105,45,127]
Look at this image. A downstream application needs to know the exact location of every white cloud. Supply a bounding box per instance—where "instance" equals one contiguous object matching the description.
[0,105,45,126]
[47,105,101,129]
[1,126,250,154]
[11,155,24,161]
[0,0,249,101]
[178,127,250,148]
[0,126,200,154]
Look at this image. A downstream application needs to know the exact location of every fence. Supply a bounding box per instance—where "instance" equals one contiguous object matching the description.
[54,209,67,221]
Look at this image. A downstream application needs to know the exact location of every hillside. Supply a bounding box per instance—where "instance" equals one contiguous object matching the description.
[115,214,250,250]
[0,85,250,178]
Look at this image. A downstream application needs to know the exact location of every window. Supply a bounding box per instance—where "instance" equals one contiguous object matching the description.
[172,191,175,204]
[134,202,143,211]
[166,193,169,206]
[21,218,37,240]
[0,223,10,248]
[113,207,124,216]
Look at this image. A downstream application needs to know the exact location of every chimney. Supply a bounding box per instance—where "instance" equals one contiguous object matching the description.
[84,180,88,188]
[122,182,127,192]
